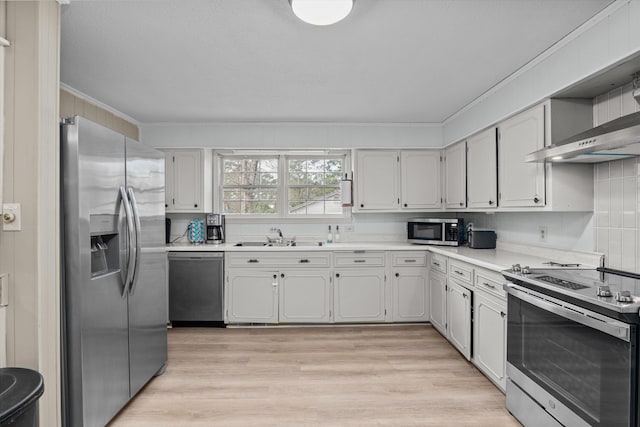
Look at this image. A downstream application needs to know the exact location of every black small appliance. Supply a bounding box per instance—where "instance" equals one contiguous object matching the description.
[206,214,225,244]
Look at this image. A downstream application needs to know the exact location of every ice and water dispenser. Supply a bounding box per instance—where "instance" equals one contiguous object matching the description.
[90,234,119,277]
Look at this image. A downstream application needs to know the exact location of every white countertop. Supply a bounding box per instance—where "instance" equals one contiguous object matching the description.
[167,241,602,273]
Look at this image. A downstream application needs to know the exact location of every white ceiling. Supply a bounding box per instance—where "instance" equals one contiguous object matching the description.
[60,0,613,124]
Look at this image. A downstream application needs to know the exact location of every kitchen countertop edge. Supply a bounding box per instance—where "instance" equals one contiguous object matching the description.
[166,242,590,273]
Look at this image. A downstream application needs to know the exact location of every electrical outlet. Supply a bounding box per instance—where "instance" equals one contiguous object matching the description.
[2,203,21,231]
[538,226,548,242]
[343,224,354,233]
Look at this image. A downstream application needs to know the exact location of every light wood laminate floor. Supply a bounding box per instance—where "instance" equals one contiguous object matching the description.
[110,325,521,426]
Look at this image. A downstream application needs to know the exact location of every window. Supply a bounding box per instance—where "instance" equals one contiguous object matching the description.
[287,157,343,215]
[218,151,349,218]
[222,157,278,214]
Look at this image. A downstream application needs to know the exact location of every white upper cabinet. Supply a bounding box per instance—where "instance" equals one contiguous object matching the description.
[495,99,593,211]
[401,151,441,209]
[444,142,466,209]
[162,149,212,213]
[355,149,441,212]
[355,150,399,211]
[498,104,546,208]
[466,128,497,209]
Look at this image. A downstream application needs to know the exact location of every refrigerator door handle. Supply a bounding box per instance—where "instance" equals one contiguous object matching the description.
[120,186,136,297]
[127,187,142,295]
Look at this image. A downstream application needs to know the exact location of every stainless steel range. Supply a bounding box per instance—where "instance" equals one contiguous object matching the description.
[503,266,640,427]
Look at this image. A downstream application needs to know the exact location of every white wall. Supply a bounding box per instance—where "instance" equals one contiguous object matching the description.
[168,212,455,244]
[462,212,594,252]
[142,122,443,149]
[443,0,640,145]
[0,1,61,424]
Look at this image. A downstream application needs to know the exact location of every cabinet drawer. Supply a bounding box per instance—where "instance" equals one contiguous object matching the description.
[429,253,447,273]
[449,260,474,285]
[227,252,331,268]
[475,269,507,300]
[392,252,427,267]
[333,251,385,267]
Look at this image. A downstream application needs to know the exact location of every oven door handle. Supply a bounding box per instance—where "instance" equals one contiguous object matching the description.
[507,284,631,342]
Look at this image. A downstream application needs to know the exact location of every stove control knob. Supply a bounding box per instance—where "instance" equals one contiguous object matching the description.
[597,285,612,297]
[512,264,522,273]
[522,266,531,274]
[615,290,632,303]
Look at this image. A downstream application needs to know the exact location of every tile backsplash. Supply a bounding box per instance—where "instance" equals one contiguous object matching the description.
[595,159,640,273]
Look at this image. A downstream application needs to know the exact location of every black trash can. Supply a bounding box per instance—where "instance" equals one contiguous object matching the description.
[0,368,44,427]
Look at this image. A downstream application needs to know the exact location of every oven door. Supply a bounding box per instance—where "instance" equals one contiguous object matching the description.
[506,284,636,427]
[407,221,444,244]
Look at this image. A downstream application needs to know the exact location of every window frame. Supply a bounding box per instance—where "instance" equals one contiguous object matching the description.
[214,150,351,222]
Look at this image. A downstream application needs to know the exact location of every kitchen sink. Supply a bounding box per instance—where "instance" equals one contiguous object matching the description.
[233,241,323,247]
[290,241,323,247]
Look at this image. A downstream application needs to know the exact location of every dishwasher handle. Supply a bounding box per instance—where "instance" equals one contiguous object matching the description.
[168,252,224,260]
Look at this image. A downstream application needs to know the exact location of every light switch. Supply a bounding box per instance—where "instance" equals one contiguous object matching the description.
[2,203,21,231]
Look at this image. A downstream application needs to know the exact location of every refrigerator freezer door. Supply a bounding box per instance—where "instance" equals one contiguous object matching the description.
[62,117,131,427]
[125,138,168,397]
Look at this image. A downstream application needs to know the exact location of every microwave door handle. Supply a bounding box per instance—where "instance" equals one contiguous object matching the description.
[507,284,631,342]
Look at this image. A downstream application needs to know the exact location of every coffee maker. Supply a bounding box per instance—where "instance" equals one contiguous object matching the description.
[206,213,225,244]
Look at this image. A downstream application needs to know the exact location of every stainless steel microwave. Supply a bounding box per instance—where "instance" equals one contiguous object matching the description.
[407,218,464,246]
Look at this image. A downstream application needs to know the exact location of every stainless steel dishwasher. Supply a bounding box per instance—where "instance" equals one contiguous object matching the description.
[168,252,224,323]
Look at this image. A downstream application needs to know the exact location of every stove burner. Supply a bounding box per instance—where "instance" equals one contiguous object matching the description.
[536,275,589,290]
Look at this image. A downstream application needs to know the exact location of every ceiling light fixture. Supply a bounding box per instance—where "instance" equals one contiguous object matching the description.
[289,0,354,26]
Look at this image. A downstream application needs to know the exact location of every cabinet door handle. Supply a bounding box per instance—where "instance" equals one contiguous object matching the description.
[488,200,494,206]
[403,203,408,207]
[463,293,468,299]
[454,270,464,276]
[433,262,440,267]
[500,312,506,318]
[248,259,259,263]
[272,274,278,287]
[299,259,310,263]
[404,259,416,263]
[336,273,340,278]
[281,273,285,278]
[194,204,198,208]
[482,282,496,289]
[354,260,366,263]
[533,197,540,204]
[459,202,464,207]
[395,273,399,277]
[165,203,168,208]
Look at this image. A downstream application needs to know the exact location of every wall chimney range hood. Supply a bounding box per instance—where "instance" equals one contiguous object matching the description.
[527,76,640,163]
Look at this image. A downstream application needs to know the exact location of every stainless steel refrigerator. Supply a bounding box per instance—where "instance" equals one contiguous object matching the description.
[61,116,167,427]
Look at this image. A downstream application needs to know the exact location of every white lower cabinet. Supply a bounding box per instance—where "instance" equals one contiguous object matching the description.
[279,270,331,323]
[428,269,447,335]
[333,269,386,322]
[391,267,429,322]
[473,289,507,391]
[226,270,279,323]
[446,280,472,360]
